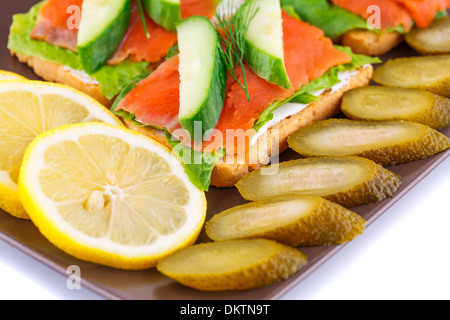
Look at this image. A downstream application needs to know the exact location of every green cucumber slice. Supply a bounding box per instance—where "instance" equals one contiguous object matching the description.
[78,0,131,74]
[177,16,227,142]
[243,0,291,89]
[143,0,181,31]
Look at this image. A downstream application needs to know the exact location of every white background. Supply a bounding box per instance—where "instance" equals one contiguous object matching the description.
[0,157,448,300]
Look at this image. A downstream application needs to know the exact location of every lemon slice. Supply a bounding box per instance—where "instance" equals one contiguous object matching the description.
[0,80,123,219]
[0,70,26,80]
[18,122,206,270]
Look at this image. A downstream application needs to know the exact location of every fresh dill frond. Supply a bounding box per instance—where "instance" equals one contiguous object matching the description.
[214,0,258,101]
[137,0,151,39]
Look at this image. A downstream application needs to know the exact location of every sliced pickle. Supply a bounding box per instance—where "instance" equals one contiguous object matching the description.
[157,239,308,291]
[287,119,450,167]
[405,17,450,55]
[341,86,450,129]
[205,196,366,247]
[372,55,450,97]
[235,156,401,207]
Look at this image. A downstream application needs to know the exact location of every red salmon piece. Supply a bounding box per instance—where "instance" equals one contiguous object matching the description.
[30,0,82,51]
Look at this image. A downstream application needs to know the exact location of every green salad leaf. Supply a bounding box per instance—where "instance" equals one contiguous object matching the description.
[165,131,225,192]
[281,0,449,37]
[111,84,224,192]
[280,0,368,40]
[7,1,150,99]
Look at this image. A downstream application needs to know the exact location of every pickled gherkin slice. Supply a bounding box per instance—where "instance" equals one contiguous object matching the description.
[288,119,450,167]
[341,86,450,129]
[157,239,308,291]
[405,17,450,55]
[205,196,366,247]
[372,55,450,97]
[235,156,401,207]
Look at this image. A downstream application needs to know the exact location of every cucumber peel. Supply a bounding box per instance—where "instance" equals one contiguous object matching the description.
[143,0,181,31]
[78,0,131,74]
[177,16,227,142]
[243,0,291,89]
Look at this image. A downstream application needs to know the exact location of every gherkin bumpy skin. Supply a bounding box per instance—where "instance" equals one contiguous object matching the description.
[287,119,450,167]
[157,239,308,291]
[372,55,450,97]
[341,86,450,129]
[205,196,366,247]
[235,156,401,208]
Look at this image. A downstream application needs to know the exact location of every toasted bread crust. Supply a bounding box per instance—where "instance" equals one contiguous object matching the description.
[11,50,373,188]
[339,30,404,56]
[12,52,114,108]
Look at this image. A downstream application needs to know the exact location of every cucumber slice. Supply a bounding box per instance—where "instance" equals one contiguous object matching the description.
[243,0,291,89]
[143,0,181,31]
[177,16,227,142]
[78,0,131,74]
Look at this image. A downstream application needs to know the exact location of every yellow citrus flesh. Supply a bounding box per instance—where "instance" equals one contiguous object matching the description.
[0,80,123,219]
[18,123,206,270]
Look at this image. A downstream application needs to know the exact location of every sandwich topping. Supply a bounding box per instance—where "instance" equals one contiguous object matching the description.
[30,0,82,51]
[331,0,450,32]
[30,0,215,65]
[280,0,450,42]
[114,11,352,149]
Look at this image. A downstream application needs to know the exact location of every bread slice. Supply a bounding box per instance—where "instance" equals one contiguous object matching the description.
[12,52,114,108]
[11,49,373,188]
[338,30,404,56]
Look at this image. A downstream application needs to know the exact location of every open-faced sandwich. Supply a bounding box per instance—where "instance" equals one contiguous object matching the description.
[8,0,380,191]
[8,0,215,106]
[281,0,450,56]
[110,0,379,190]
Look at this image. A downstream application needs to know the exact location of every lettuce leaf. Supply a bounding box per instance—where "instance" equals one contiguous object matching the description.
[280,0,368,40]
[111,85,223,192]
[282,0,449,37]
[7,1,150,99]
[165,131,224,192]
[253,46,381,131]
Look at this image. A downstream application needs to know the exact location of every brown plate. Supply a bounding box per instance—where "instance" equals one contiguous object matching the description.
[0,0,449,300]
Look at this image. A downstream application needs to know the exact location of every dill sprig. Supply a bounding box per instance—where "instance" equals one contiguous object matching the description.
[214,1,258,101]
[137,0,151,39]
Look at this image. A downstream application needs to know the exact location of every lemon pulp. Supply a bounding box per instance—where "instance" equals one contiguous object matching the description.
[19,123,206,270]
[0,80,122,219]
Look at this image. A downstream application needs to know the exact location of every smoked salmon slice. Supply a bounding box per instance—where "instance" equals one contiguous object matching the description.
[30,0,82,51]
[115,12,352,151]
[118,55,181,132]
[30,0,215,65]
[181,0,215,19]
[331,0,413,32]
[109,0,215,64]
[393,0,444,28]
[108,1,178,65]
[331,0,450,32]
